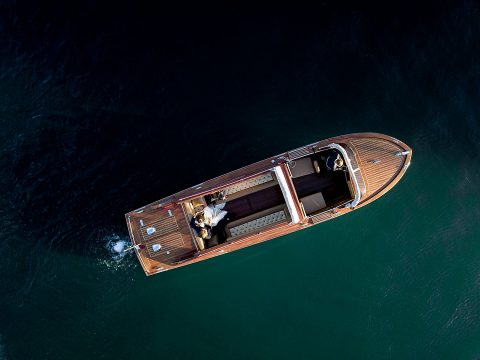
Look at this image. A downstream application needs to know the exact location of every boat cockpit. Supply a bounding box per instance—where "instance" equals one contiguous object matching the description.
[183,146,356,251]
[183,169,291,251]
[287,148,355,217]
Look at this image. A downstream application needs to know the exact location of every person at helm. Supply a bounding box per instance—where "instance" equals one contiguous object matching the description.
[326,153,345,171]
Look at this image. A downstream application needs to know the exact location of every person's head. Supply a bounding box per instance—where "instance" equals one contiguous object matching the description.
[335,156,344,168]
[199,228,208,239]
[195,212,205,225]
[217,190,227,201]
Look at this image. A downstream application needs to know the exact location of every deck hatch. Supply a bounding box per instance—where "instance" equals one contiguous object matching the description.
[146,232,185,258]
[141,216,179,240]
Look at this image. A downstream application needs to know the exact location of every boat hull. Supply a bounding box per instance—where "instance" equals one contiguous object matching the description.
[125,133,412,275]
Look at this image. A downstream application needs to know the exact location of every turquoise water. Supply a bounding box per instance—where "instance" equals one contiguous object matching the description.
[1,4,480,359]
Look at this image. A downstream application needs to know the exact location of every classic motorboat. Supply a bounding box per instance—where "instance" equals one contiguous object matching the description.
[125,133,412,276]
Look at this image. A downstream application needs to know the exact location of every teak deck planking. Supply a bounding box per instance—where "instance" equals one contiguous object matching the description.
[125,133,412,275]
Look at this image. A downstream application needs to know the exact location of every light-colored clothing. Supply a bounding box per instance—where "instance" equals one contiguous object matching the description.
[203,204,227,227]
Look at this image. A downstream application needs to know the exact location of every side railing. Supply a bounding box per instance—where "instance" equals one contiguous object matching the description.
[328,143,362,208]
[340,143,367,198]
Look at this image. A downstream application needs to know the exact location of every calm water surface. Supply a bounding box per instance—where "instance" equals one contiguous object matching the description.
[1,3,480,359]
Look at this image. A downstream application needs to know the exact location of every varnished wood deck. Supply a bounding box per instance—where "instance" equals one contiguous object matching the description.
[126,132,412,275]
[126,204,197,274]
[345,134,411,207]
[351,138,404,198]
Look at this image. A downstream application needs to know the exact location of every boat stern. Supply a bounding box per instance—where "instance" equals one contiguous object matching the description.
[125,202,198,275]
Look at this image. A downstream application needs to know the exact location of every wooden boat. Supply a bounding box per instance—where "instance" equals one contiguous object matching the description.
[125,133,412,276]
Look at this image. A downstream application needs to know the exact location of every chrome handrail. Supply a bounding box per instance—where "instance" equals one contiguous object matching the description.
[328,143,362,208]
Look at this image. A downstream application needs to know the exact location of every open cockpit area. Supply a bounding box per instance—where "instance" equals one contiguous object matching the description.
[288,148,354,216]
[184,170,292,250]
[184,147,356,251]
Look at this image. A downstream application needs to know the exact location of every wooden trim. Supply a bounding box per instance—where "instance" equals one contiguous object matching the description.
[279,163,305,223]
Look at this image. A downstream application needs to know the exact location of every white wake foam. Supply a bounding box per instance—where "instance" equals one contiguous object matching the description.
[98,233,136,272]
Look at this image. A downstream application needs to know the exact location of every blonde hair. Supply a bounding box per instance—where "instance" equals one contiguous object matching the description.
[199,228,208,239]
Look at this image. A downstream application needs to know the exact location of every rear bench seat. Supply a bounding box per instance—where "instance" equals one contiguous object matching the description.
[226,204,291,239]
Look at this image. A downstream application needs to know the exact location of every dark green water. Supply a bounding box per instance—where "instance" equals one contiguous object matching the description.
[1,4,480,359]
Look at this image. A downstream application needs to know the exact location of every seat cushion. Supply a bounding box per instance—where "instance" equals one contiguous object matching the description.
[301,192,326,215]
[225,204,290,238]
[289,158,315,178]
[229,210,286,237]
